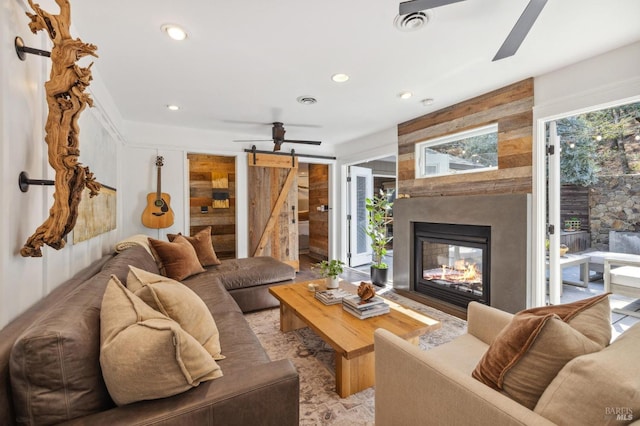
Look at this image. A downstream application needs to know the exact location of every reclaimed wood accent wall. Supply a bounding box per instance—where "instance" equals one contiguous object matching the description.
[188,154,236,259]
[398,78,534,197]
[308,164,329,260]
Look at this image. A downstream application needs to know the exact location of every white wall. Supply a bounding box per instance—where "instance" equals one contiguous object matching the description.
[530,41,640,307]
[121,121,338,259]
[0,0,124,329]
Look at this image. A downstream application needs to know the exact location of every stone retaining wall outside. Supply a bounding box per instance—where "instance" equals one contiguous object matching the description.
[589,174,640,250]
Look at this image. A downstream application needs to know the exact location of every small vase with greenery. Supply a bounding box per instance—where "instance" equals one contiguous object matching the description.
[314,259,345,289]
[365,189,394,285]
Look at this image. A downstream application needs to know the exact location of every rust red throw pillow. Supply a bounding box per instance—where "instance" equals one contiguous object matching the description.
[148,235,205,281]
[168,227,221,267]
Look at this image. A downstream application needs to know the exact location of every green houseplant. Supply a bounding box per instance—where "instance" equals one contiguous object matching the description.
[365,189,394,286]
[314,259,345,289]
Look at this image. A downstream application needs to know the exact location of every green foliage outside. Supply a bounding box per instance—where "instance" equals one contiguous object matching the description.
[556,102,640,186]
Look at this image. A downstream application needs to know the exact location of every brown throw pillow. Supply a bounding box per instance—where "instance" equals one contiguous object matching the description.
[148,235,205,280]
[168,227,221,267]
[520,293,611,346]
[100,276,222,405]
[127,266,224,360]
[472,312,602,409]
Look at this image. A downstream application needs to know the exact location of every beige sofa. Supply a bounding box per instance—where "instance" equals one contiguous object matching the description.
[375,302,640,426]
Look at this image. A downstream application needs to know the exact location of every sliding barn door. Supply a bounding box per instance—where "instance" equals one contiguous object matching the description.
[248,153,299,271]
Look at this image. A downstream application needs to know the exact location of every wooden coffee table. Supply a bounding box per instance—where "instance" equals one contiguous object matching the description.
[269,280,440,397]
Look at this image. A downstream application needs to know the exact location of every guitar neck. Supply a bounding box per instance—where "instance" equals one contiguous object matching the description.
[156,164,162,199]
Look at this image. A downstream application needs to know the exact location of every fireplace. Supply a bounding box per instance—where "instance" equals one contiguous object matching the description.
[414,222,490,308]
[393,194,530,315]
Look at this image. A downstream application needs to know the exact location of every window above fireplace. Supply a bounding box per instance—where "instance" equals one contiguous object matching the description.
[415,123,498,179]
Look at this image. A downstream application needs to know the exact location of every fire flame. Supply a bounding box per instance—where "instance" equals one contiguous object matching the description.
[461,263,478,281]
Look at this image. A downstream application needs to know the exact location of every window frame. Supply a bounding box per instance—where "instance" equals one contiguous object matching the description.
[414,123,499,179]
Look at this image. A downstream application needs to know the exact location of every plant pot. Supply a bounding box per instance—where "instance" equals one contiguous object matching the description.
[370,267,388,286]
[326,277,340,289]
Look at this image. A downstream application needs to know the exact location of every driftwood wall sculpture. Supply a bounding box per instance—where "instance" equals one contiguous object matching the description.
[20,0,101,257]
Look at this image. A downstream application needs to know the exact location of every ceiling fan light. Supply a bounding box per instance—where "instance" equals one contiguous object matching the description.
[331,73,350,83]
[161,24,188,41]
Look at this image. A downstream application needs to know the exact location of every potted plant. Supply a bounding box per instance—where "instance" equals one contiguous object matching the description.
[365,189,394,286]
[314,259,345,289]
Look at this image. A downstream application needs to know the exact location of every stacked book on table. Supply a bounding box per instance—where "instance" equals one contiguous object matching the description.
[342,295,390,319]
[315,288,351,305]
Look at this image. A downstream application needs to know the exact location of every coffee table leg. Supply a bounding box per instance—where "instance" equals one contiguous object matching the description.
[335,352,375,398]
[279,303,307,332]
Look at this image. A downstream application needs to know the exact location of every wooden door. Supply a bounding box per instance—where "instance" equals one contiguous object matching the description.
[248,153,299,271]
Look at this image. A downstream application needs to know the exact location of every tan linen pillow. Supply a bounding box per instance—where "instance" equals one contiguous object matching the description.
[521,293,611,346]
[100,276,222,405]
[148,235,205,280]
[168,227,221,266]
[472,312,602,409]
[127,266,224,360]
[535,322,640,425]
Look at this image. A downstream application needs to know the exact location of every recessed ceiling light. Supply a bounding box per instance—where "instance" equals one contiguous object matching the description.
[331,73,350,83]
[297,96,318,105]
[161,24,188,41]
[421,98,435,106]
[398,91,413,100]
[166,104,180,111]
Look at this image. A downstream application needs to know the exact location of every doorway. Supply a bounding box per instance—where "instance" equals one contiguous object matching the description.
[298,163,330,262]
[543,101,640,330]
[187,153,237,259]
[346,156,397,277]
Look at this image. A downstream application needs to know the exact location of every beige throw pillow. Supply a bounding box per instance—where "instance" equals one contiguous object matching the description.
[472,312,602,409]
[148,235,205,280]
[100,276,222,405]
[472,293,612,410]
[521,292,611,346]
[168,227,221,266]
[127,266,224,360]
[535,322,640,425]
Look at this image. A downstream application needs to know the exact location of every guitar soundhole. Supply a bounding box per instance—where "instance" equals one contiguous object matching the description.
[154,199,164,207]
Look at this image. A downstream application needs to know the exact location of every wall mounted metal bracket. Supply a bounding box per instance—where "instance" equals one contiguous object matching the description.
[19,171,54,192]
[15,36,51,61]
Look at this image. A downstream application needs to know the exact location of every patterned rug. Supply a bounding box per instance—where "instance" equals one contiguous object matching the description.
[244,287,467,425]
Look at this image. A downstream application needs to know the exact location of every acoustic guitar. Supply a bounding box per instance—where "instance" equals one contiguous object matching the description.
[141,156,175,229]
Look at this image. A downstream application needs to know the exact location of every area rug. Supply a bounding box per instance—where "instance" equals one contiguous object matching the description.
[244,287,467,425]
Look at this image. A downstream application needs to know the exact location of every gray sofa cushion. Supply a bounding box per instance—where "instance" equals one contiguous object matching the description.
[203,257,295,291]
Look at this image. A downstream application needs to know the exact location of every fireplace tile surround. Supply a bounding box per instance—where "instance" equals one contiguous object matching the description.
[393,194,531,315]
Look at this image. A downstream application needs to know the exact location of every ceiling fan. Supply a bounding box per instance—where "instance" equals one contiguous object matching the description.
[234,122,321,152]
[399,0,548,61]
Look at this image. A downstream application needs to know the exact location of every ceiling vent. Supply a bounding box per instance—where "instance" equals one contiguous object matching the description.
[394,12,429,32]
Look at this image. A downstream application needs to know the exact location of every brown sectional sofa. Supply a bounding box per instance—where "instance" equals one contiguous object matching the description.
[0,246,299,425]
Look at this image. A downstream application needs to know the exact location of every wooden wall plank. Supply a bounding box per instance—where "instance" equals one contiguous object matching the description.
[398,79,534,136]
[396,79,533,198]
[308,164,329,260]
[187,153,236,258]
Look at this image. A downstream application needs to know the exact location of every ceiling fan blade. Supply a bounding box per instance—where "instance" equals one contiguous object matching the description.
[283,139,322,146]
[233,139,273,142]
[399,0,465,16]
[492,0,548,61]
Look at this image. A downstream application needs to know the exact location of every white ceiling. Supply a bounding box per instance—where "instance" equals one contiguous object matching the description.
[50,0,640,148]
